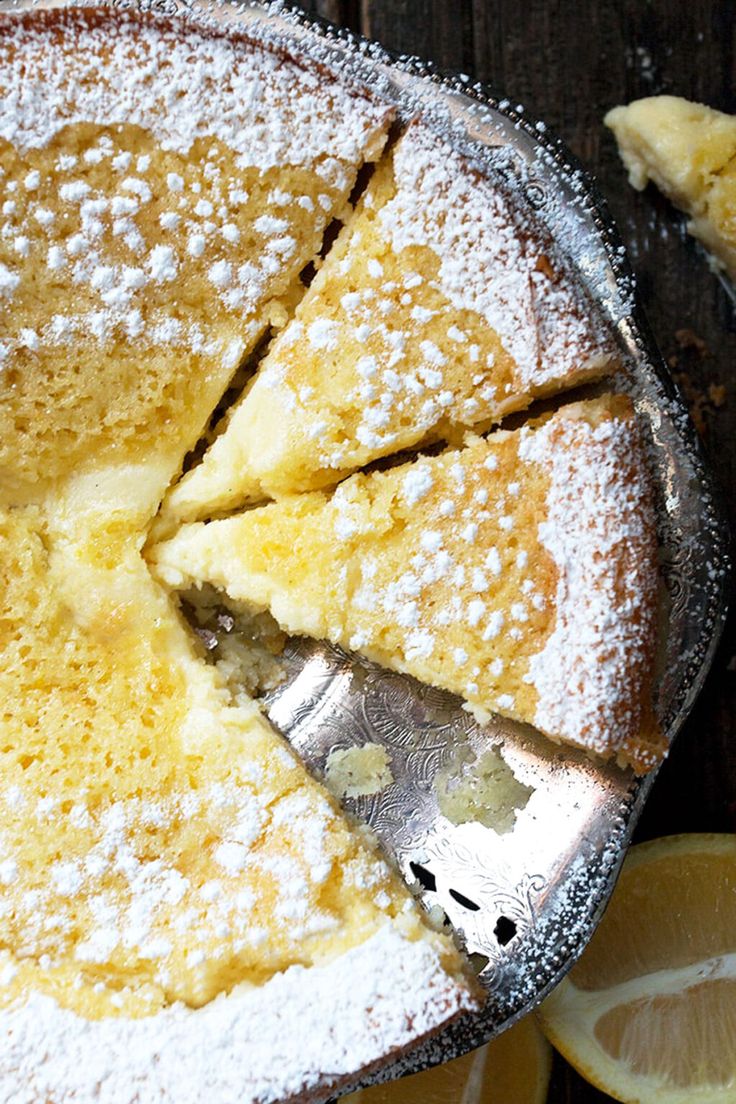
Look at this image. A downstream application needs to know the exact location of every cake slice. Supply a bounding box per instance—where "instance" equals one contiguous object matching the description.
[0,5,392,509]
[151,395,662,773]
[606,96,736,279]
[160,123,616,526]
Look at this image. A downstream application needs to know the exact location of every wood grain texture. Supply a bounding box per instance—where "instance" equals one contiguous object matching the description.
[297,2,735,1099]
[361,0,475,71]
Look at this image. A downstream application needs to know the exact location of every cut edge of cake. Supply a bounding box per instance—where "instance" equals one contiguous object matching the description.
[0,2,394,506]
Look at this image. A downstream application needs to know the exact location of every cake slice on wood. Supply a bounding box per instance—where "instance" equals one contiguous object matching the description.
[160,123,616,527]
[152,394,662,773]
[606,95,736,280]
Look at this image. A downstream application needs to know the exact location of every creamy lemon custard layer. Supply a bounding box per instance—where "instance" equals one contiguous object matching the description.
[162,123,616,525]
[1,501,416,1014]
[606,96,736,279]
[0,8,480,1102]
[152,395,661,773]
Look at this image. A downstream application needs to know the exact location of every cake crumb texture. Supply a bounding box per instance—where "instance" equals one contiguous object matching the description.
[0,4,391,503]
[435,746,532,833]
[0,6,480,1096]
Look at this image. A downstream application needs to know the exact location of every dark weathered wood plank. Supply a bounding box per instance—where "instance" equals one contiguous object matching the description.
[295,0,348,25]
[359,0,475,72]
[298,2,735,1099]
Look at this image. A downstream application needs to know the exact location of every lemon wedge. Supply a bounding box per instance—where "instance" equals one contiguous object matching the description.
[538,833,736,1103]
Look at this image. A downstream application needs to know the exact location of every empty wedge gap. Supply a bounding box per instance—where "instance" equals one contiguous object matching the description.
[347,157,377,208]
[489,375,621,435]
[176,326,276,480]
[299,217,345,288]
[164,165,388,494]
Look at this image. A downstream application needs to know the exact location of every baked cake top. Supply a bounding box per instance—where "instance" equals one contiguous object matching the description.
[606,95,736,280]
[162,123,616,525]
[0,4,391,504]
[0,6,389,164]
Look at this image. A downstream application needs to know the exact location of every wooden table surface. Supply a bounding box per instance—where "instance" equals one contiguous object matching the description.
[297,2,736,1099]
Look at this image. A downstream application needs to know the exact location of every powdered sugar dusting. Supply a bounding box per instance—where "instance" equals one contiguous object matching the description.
[519,406,658,761]
[0,4,394,489]
[402,463,434,506]
[163,120,617,520]
[0,776,362,991]
[0,923,475,1104]
[154,397,658,770]
[379,125,613,387]
[0,8,389,167]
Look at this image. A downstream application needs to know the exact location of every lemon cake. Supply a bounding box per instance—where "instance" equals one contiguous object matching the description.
[151,395,662,773]
[606,95,736,279]
[0,6,482,1102]
[0,3,392,508]
[160,122,616,526]
[1,502,478,1100]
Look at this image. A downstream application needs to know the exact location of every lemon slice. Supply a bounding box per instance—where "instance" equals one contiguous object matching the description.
[538,833,736,1103]
[346,1014,551,1104]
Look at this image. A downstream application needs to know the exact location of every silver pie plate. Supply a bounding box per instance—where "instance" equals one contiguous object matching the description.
[6,0,731,1091]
